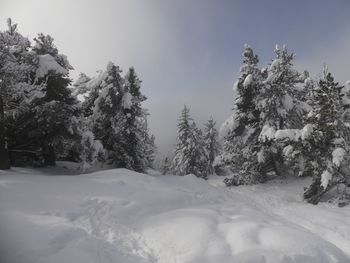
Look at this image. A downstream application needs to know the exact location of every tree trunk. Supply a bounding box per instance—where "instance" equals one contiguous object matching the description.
[0,94,10,170]
[43,144,56,166]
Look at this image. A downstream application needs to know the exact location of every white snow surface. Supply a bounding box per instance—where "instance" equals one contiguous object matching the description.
[1,165,350,263]
[36,54,68,79]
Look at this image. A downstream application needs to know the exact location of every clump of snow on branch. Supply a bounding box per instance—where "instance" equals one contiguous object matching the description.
[122,91,133,109]
[259,125,276,142]
[36,54,68,79]
[243,74,253,87]
[219,114,238,139]
[332,148,346,167]
[321,170,332,189]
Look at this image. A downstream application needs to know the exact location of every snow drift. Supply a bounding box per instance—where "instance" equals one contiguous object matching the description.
[0,166,350,263]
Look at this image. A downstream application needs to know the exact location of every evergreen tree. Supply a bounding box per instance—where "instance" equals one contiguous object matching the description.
[0,18,42,167]
[259,45,302,130]
[257,45,304,177]
[0,78,10,169]
[72,73,91,99]
[189,122,209,178]
[203,117,220,174]
[145,134,157,168]
[303,70,350,204]
[91,64,152,172]
[80,130,104,171]
[26,33,78,166]
[92,62,125,166]
[171,106,208,178]
[122,67,148,172]
[215,44,264,184]
[80,71,105,117]
[161,157,170,175]
[171,105,193,175]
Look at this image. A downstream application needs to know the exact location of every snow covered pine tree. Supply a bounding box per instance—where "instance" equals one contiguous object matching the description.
[89,62,154,172]
[303,69,350,205]
[215,44,264,185]
[257,45,305,179]
[203,117,220,175]
[0,19,77,167]
[171,105,208,178]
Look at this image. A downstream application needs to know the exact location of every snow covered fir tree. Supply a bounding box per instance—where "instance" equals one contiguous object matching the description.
[0,19,156,172]
[216,44,350,206]
[170,105,209,179]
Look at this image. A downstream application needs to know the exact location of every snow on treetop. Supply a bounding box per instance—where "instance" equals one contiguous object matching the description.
[36,54,68,79]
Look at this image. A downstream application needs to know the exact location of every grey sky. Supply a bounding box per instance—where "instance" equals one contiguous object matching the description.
[1,0,350,157]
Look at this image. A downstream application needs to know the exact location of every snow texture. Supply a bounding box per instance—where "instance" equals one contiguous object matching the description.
[1,166,350,263]
[36,54,68,79]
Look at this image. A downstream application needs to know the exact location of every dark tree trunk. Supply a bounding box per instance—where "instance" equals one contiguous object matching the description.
[304,176,326,205]
[0,94,10,170]
[43,144,56,166]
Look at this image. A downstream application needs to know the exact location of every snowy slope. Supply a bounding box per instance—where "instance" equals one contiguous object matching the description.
[0,166,350,263]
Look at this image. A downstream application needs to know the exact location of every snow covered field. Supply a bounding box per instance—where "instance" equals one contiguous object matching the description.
[1,165,350,263]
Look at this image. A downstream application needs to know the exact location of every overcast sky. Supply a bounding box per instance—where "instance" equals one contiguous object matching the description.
[1,0,350,157]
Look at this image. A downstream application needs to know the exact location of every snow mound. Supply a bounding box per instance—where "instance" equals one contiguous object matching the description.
[0,168,350,263]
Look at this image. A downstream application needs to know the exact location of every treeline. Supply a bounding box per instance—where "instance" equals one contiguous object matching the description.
[0,19,155,171]
[166,44,350,205]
